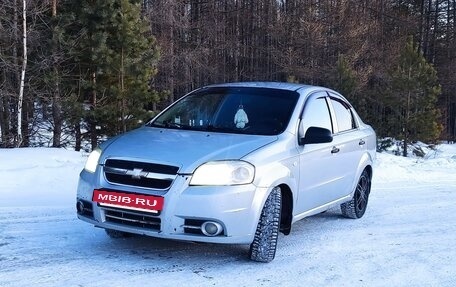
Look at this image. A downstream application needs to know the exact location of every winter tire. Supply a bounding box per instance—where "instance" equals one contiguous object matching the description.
[105,229,133,238]
[249,186,282,263]
[341,169,371,219]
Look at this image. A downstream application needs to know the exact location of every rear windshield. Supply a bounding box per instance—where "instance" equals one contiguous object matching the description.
[148,87,299,136]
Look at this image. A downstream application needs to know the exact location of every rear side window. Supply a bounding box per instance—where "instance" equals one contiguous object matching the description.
[330,98,356,132]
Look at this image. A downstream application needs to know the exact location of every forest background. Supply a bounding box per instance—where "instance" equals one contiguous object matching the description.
[1,0,455,155]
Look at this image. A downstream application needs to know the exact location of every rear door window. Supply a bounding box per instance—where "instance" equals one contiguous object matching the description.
[330,98,356,132]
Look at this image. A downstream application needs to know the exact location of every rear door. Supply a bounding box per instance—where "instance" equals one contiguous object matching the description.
[327,94,367,199]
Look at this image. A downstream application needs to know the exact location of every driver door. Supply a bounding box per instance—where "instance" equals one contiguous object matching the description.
[295,91,343,214]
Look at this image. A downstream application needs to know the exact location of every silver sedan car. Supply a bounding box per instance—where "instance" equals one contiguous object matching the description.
[76,82,376,262]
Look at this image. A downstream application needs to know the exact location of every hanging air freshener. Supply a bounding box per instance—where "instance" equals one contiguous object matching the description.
[234,104,249,128]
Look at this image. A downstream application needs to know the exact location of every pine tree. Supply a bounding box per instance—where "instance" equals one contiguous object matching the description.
[61,0,160,150]
[108,0,160,134]
[334,54,357,100]
[390,37,442,157]
[329,54,371,119]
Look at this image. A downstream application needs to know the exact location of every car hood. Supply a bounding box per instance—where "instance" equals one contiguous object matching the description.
[100,127,277,173]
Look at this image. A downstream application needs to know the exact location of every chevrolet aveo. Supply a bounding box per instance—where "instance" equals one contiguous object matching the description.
[77,82,376,262]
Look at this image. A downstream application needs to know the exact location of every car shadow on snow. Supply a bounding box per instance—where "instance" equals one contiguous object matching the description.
[91,231,251,264]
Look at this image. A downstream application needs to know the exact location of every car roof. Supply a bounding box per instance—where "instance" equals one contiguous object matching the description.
[204,81,317,92]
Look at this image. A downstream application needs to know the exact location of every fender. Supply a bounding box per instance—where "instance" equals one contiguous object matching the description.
[248,160,298,234]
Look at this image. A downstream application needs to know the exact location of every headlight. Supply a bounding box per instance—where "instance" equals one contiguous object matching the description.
[84,147,102,173]
[190,161,255,186]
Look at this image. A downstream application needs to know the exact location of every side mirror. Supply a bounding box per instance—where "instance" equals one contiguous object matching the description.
[299,127,333,145]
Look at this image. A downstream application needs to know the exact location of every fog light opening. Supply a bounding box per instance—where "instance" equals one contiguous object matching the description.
[76,200,85,214]
[201,221,223,237]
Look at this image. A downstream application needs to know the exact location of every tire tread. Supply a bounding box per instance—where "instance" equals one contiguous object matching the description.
[249,187,282,263]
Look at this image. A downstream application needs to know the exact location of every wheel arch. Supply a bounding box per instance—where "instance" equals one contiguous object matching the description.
[278,184,293,235]
[350,152,374,197]
[364,164,373,180]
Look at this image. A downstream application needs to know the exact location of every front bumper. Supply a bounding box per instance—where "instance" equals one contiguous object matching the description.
[76,170,267,244]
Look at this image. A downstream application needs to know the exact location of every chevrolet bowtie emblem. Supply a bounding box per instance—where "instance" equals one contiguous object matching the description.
[131,168,143,179]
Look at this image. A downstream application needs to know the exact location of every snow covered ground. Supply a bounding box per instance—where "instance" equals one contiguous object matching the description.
[1,145,456,287]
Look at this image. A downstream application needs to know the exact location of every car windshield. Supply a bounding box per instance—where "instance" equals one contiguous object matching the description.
[147,87,299,136]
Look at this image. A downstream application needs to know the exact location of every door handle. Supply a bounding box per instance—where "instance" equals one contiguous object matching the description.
[331,146,340,154]
[359,139,365,146]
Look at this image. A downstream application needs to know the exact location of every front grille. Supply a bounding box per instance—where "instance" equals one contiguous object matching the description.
[105,173,172,189]
[104,159,179,189]
[103,207,161,231]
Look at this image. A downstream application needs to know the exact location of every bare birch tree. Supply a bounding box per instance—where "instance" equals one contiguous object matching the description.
[16,0,27,147]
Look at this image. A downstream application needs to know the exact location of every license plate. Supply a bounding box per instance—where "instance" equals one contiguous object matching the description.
[92,190,164,213]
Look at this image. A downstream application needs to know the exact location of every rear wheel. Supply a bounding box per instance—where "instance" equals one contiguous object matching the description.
[249,186,282,263]
[341,170,371,219]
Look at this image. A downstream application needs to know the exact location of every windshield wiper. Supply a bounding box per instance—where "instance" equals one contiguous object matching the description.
[150,122,245,133]
[165,122,184,128]
[149,121,195,130]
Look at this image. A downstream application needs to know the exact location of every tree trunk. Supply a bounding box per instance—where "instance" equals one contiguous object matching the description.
[90,71,97,150]
[403,67,412,157]
[52,0,62,147]
[0,92,12,147]
[17,0,27,147]
[75,121,81,151]
[120,47,126,133]
[423,0,432,58]
[430,0,439,63]
[11,0,19,147]
[418,0,425,53]
[403,99,409,157]
[169,5,175,104]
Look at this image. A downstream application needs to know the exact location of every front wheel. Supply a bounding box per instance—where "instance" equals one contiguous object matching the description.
[341,169,371,219]
[249,186,282,263]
